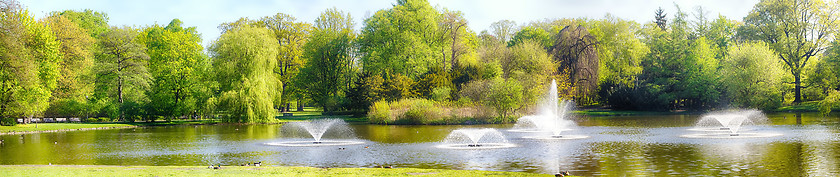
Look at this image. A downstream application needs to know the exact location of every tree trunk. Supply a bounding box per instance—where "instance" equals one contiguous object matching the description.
[297,99,304,111]
[117,76,124,121]
[794,74,802,103]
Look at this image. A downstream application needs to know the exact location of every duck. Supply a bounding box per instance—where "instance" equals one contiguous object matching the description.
[209,165,221,169]
[555,171,570,177]
[253,162,261,166]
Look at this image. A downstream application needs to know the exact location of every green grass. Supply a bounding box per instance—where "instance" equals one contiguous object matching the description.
[774,101,821,112]
[275,107,368,123]
[0,123,136,133]
[0,165,550,177]
[0,120,220,134]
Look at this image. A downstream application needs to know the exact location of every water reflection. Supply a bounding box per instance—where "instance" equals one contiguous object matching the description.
[0,113,839,176]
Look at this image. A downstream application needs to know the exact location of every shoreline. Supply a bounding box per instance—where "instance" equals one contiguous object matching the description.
[0,165,550,177]
[0,125,137,135]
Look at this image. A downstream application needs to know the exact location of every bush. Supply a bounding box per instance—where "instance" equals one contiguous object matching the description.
[368,98,480,125]
[368,101,391,123]
[430,87,451,102]
[1,117,17,126]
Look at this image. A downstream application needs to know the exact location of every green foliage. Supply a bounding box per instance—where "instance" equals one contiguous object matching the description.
[368,98,479,125]
[359,0,443,78]
[0,4,62,123]
[485,78,524,122]
[744,0,839,103]
[508,26,552,49]
[210,26,279,123]
[413,68,452,99]
[44,15,95,103]
[0,117,16,126]
[819,90,840,116]
[52,9,109,38]
[95,26,152,120]
[139,19,208,119]
[721,42,784,109]
[298,8,355,112]
[430,87,451,102]
[806,41,840,98]
[587,15,647,89]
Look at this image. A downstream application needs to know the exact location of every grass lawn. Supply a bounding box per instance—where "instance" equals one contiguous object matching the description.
[0,123,135,133]
[773,101,837,112]
[275,107,368,123]
[0,120,220,134]
[0,165,551,177]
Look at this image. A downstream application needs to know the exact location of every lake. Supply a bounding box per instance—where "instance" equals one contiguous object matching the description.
[1,112,838,176]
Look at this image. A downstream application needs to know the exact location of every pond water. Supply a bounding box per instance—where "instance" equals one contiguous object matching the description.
[1,113,839,176]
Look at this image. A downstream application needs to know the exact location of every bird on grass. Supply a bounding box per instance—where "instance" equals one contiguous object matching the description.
[555,171,570,177]
[253,162,261,166]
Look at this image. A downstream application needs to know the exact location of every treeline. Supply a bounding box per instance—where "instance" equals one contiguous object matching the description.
[2,0,840,125]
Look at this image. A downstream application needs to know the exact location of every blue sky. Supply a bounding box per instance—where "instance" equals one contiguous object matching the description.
[21,0,759,47]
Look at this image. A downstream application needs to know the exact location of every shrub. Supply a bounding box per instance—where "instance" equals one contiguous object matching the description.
[1,117,17,126]
[431,87,451,102]
[368,100,391,124]
[367,98,501,125]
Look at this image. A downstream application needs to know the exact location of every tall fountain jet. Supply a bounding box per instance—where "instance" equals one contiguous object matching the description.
[512,79,587,140]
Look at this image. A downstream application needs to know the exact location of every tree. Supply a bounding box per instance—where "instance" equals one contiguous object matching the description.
[489,20,517,43]
[22,7,62,123]
[0,0,29,124]
[438,9,477,71]
[359,0,443,78]
[721,42,784,109]
[51,9,109,39]
[486,78,523,122]
[258,13,311,112]
[217,14,312,112]
[1,1,61,124]
[140,19,207,119]
[506,40,553,106]
[550,25,600,104]
[744,0,840,103]
[655,7,667,30]
[298,8,355,112]
[634,6,721,110]
[210,26,279,123]
[508,26,552,49]
[95,26,152,120]
[44,15,95,101]
[587,15,647,92]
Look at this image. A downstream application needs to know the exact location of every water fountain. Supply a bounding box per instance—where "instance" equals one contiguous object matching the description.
[511,79,588,140]
[265,118,364,146]
[682,109,782,138]
[436,128,516,149]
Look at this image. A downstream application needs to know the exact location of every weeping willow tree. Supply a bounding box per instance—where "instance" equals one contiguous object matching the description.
[210,26,279,123]
[550,25,599,104]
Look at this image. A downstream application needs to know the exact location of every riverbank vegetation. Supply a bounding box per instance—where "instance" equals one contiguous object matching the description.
[2,0,840,126]
[0,165,549,177]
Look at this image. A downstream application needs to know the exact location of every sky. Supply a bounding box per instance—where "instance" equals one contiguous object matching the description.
[21,0,760,47]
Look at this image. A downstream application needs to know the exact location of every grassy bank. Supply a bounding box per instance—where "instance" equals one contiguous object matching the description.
[0,120,219,134]
[0,165,550,177]
[274,107,367,123]
[773,101,840,112]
